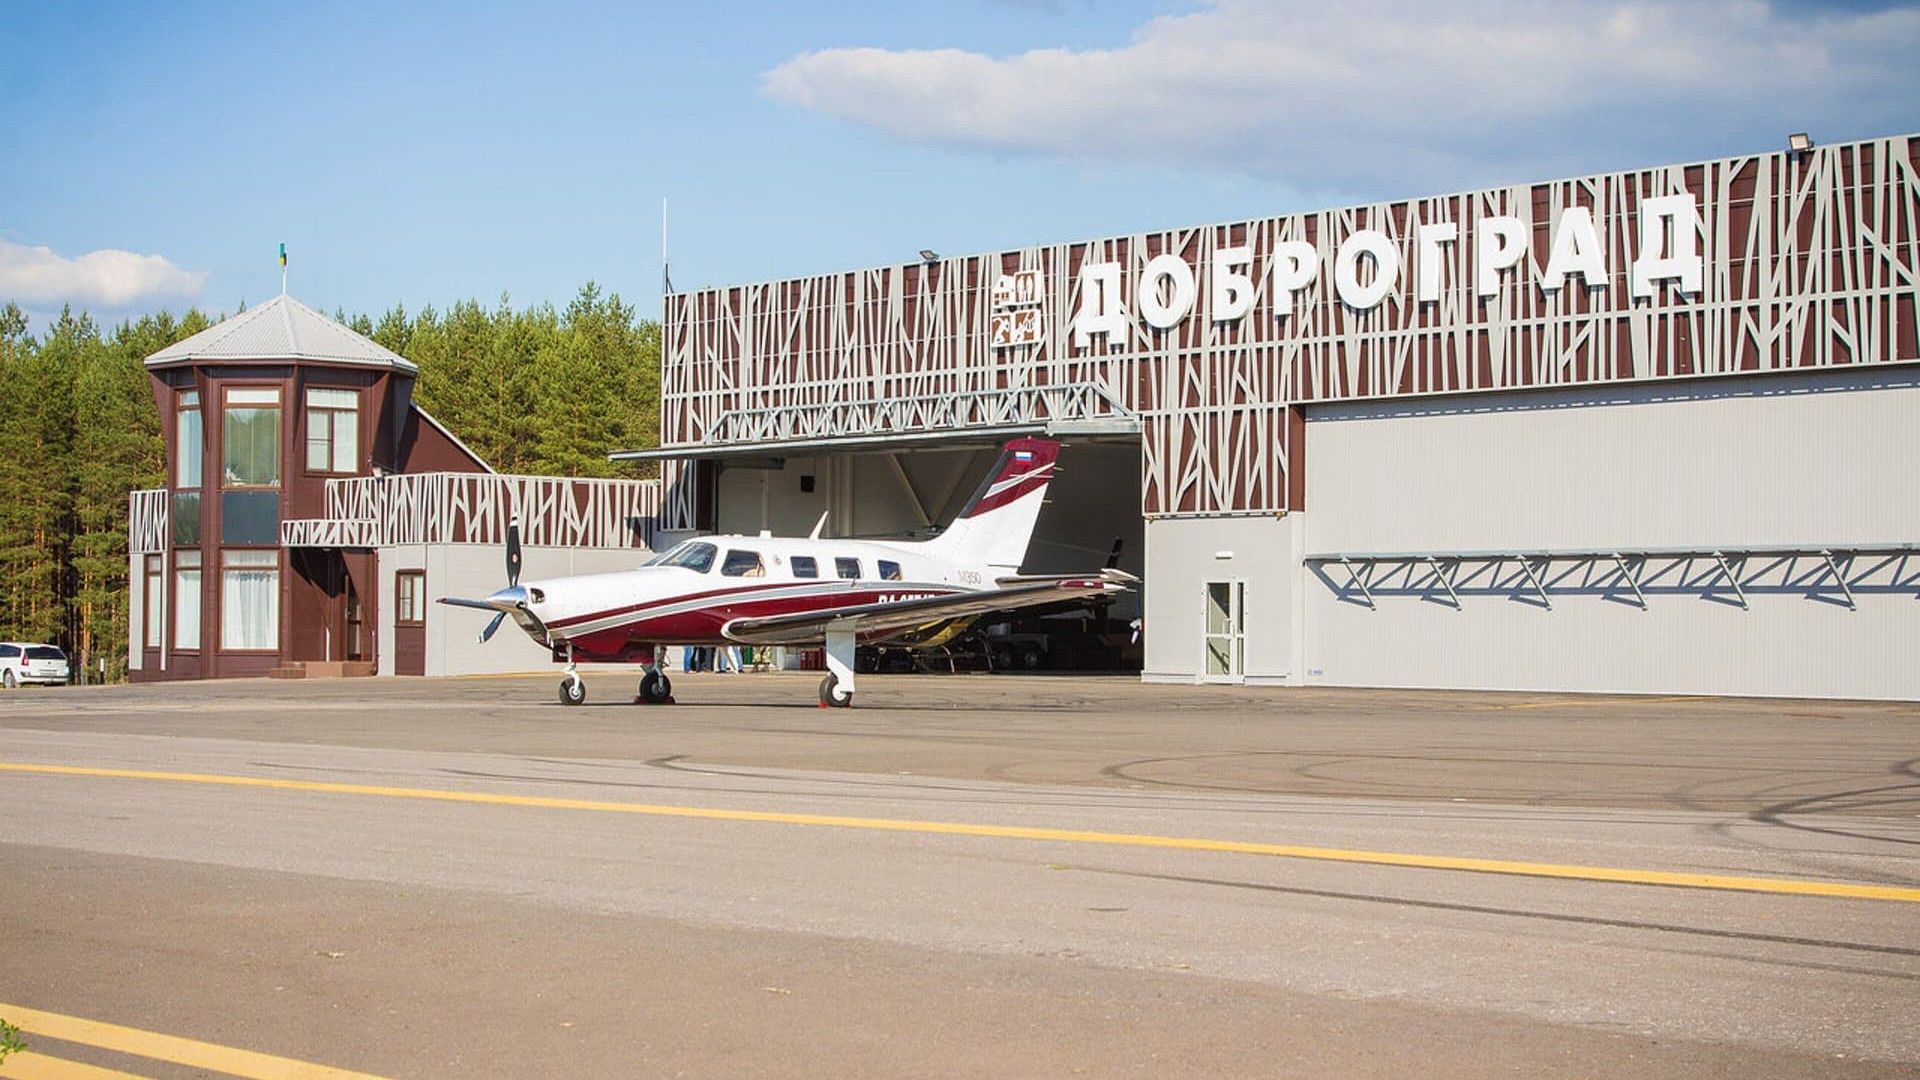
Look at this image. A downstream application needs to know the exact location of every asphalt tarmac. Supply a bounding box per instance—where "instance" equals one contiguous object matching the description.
[1,672,1915,1078]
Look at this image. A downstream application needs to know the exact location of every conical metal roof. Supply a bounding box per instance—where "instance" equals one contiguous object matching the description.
[145,293,417,372]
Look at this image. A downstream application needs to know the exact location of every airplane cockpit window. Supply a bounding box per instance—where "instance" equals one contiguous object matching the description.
[721,549,765,577]
[791,555,819,578]
[648,541,717,573]
[834,557,861,579]
[878,560,903,581]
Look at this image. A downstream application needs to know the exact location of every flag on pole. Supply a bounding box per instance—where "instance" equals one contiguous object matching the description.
[279,243,287,268]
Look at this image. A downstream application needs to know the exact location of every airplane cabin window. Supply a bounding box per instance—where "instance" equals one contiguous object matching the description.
[721,549,766,577]
[835,557,861,579]
[878,560,903,581]
[655,541,717,573]
[791,555,818,578]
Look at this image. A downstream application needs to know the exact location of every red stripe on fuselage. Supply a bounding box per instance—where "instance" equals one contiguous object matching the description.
[546,580,841,631]
[557,582,966,659]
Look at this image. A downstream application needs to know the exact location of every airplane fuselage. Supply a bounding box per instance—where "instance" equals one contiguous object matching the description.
[497,534,985,661]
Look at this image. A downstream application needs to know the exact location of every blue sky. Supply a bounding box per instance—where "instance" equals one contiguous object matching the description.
[3,0,1917,329]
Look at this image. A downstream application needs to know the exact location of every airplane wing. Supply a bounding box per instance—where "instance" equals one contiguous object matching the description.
[719,569,1136,647]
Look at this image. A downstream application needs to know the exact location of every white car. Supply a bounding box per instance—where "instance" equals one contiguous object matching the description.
[0,642,70,687]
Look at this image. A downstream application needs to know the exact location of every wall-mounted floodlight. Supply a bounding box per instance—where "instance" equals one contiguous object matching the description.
[1787,132,1814,155]
[918,249,939,262]
[1213,550,1235,560]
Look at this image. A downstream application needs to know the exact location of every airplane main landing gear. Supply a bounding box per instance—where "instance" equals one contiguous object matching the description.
[819,627,856,707]
[638,669,673,705]
[817,672,852,708]
[558,644,586,706]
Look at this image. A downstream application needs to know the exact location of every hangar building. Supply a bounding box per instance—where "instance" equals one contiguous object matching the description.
[629,133,1920,700]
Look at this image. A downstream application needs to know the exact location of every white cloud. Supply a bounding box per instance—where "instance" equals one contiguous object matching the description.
[0,240,208,309]
[762,0,1920,193]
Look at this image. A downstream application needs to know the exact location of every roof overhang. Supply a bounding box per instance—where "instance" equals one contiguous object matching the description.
[144,354,417,373]
[608,417,1140,464]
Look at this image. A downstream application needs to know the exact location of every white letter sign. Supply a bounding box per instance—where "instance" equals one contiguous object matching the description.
[1137,254,1197,329]
[1333,230,1400,310]
[1415,222,1457,303]
[1541,206,1607,291]
[1631,193,1702,298]
[1269,240,1318,320]
[1072,261,1126,347]
[1475,215,1529,297]
[1211,245,1255,322]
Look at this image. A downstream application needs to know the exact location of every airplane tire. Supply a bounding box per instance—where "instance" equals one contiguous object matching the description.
[818,673,852,708]
[639,671,672,704]
[558,678,586,706]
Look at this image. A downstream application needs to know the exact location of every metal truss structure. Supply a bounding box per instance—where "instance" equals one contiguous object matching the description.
[1305,545,1920,612]
[662,135,1920,526]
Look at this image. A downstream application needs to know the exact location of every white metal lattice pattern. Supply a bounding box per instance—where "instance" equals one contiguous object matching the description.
[279,518,379,548]
[129,489,168,555]
[663,136,1920,523]
[323,473,661,549]
[279,473,661,550]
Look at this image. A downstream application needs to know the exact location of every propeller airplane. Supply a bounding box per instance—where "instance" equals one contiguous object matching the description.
[439,437,1135,707]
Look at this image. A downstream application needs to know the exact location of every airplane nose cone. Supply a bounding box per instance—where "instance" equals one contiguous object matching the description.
[487,585,529,609]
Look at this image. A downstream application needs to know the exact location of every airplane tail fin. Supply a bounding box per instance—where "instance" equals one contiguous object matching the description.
[919,437,1060,575]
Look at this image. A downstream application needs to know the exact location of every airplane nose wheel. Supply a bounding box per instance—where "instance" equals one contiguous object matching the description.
[818,673,853,708]
[638,670,673,704]
[557,645,585,706]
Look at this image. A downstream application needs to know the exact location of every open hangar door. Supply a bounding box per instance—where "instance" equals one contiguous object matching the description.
[708,436,1144,672]
[1007,438,1144,671]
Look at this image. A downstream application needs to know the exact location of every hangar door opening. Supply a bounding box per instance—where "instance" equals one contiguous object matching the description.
[711,437,1144,671]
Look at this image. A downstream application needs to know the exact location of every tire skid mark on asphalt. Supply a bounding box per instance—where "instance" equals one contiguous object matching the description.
[0,1003,391,1080]
[1084,868,1920,964]
[2,760,1918,905]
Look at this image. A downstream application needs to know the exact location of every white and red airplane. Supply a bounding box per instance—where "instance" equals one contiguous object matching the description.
[440,438,1134,707]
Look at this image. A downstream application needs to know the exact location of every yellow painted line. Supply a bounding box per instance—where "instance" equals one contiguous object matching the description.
[3,762,1918,905]
[0,1004,391,1080]
[0,1051,153,1080]
[1490,695,1707,711]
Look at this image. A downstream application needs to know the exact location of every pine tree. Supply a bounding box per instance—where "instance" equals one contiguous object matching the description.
[67,314,172,681]
[0,307,81,645]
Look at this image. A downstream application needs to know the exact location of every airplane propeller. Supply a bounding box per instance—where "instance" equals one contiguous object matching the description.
[478,518,523,644]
